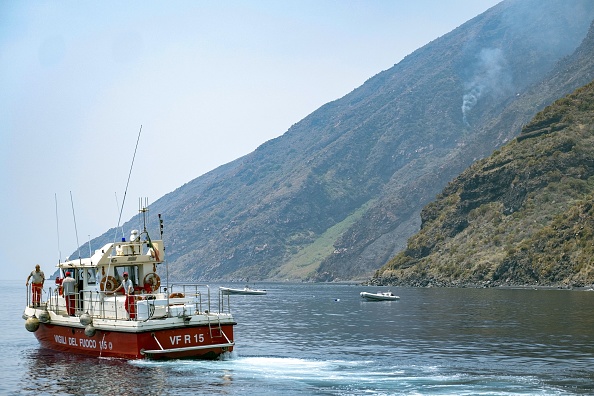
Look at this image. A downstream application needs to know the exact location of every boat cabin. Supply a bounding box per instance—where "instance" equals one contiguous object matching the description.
[51,230,167,320]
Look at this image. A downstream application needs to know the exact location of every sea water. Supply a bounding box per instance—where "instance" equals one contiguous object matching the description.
[2,280,594,395]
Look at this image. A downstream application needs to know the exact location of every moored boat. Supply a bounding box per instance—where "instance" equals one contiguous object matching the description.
[23,207,236,360]
[219,286,267,296]
[360,291,400,301]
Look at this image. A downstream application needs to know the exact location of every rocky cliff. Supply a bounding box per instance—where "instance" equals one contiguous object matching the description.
[375,79,594,287]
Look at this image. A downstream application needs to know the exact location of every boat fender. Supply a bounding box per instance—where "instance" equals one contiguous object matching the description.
[84,324,96,337]
[38,310,51,323]
[25,316,40,332]
[100,276,119,292]
[79,313,92,326]
[143,273,161,293]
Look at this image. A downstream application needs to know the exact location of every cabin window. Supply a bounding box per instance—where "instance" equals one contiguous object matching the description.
[114,266,139,285]
[87,269,97,284]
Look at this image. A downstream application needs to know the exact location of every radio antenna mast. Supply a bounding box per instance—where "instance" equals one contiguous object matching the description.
[70,190,81,263]
[114,192,125,239]
[55,193,62,264]
[112,125,142,244]
[103,125,142,293]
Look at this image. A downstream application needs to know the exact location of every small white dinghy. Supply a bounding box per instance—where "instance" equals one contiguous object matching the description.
[360,291,400,301]
[220,286,267,296]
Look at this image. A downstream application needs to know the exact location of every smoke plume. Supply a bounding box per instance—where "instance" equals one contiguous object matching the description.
[461,47,511,126]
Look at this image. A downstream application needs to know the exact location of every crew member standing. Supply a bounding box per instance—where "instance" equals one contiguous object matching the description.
[107,272,136,319]
[62,272,77,316]
[26,264,45,307]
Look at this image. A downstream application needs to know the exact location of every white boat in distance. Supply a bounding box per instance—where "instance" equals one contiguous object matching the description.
[360,291,400,301]
[220,286,267,296]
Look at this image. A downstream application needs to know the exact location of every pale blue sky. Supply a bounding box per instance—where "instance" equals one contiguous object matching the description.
[0,1,500,279]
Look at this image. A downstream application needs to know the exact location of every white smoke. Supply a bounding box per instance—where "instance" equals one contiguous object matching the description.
[461,47,510,126]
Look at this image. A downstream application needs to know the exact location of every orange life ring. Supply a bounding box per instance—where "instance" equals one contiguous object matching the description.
[100,275,119,292]
[169,292,185,298]
[143,273,161,292]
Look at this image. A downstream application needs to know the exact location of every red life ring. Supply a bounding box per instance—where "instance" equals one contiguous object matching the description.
[100,276,119,292]
[143,273,161,292]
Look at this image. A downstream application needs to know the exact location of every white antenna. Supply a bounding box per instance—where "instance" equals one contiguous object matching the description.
[70,191,81,261]
[112,124,142,244]
[54,193,62,263]
[104,125,142,293]
[88,234,92,257]
[114,192,124,239]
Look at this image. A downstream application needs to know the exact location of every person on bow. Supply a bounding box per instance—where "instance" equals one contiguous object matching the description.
[26,264,45,307]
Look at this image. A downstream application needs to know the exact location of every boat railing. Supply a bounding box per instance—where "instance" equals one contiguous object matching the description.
[41,287,131,321]
[165,283,231,314]
[35,283,232,322]
[25,284,50,308]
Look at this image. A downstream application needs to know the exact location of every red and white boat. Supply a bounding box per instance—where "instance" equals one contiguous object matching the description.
[23,208,236,360]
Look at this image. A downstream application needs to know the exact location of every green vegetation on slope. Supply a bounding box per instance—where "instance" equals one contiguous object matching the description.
[271,199,375,281]
[375,81,594,287]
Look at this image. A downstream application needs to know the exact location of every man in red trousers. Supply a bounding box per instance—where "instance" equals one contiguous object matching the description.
[62,272,76,316]
[26,264,45,307]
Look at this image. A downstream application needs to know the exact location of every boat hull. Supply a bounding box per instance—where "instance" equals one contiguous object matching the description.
[360,292,399,301]
[361,296,398,301]
[33,322,234,360]
[220,287,266,295]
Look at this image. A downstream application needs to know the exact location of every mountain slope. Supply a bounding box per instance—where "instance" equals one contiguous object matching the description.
[307,0,594,281]
[87,0,594,282]
[375,79,594,287]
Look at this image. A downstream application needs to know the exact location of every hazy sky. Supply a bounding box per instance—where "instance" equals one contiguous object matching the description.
[1,0,500,280]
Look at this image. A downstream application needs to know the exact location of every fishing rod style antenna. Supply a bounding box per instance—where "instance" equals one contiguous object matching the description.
[112,125,142,245]
[55,193,62,263]
[115,192,124,239]
[104,125,142,292]
[70,191,81,262]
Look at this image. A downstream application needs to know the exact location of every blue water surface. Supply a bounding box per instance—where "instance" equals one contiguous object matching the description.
[2,280,594,395]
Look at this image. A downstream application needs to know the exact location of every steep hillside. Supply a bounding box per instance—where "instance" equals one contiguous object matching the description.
[86,0,594,282]
[317,7,594,281]
[375,80,594,287]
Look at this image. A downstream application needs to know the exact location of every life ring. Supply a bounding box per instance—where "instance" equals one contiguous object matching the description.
[100,276,119,292]
[169,292,185,298]
[143,273,161,292]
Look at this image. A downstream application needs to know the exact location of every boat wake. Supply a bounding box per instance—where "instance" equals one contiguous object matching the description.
[131,355,555,395]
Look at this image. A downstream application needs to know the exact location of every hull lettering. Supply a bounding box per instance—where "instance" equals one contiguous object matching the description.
[169,333,206,345]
